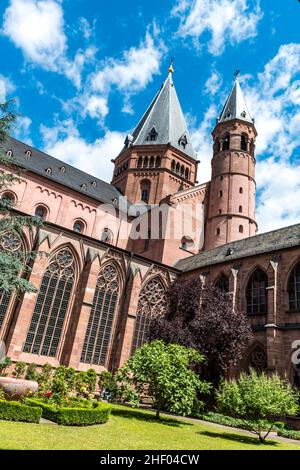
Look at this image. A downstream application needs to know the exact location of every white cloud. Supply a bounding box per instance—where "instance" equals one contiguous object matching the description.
[40,119,124,182]
[0,75,15,100]
[13,116,33,145]
[2,0,94,88]
[172,0,262,55]
[90,30,164,114]
[204,68,223,95]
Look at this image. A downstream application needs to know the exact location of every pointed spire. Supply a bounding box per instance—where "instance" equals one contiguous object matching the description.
[219,72,253,124]
[122,68,196,159]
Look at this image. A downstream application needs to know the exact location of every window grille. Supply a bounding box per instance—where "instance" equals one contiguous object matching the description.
[131,277,167,353]
[23,248,75,357]
[81,264,120,366]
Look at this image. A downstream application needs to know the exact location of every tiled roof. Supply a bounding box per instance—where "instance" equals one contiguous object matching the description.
[219,77,253,124]
[176,223,300,271]
[1,136,130,212]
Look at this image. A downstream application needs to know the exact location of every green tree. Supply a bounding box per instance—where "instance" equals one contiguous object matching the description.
[116,340,211,418]
[0,100,42,293]
[216,369,299,443]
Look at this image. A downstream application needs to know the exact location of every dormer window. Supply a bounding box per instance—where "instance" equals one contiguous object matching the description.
[25,150,32,157]
[81,184,87,191]
[124,134,134,148]
[147,127,158,142]
[45,167,52,175]
[178,134,188,149]
[225,109,232,119]
[6,150,13,157]
[60,166,66,173]
[91,181,97,188]
[241,110,247,118]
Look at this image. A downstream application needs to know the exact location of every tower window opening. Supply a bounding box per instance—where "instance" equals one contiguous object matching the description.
[239,187,243,194]
[241,134,248,151]
[155,156,161,168]
[148,127,158,142]
[143,156,149,168]
[140,179,151,203]
[239,205,243,213]
[176,162,180,174]
[73,220,84,233]
[137,157,143,168]
[239,225,243,233]
[185,168,189,180]
[216,227,221,236]
[35,205,47,220]
[171,160,175,171]
[149,156,154,168]
[223,134,230,151]
[219,190,223,198]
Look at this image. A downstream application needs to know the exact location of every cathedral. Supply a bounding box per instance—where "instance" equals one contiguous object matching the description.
[0,64,300,384]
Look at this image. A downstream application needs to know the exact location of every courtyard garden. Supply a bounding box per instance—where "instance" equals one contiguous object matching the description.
[0,404,299,451]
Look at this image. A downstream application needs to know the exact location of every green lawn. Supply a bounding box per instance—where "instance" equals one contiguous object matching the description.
[0,404,299,450]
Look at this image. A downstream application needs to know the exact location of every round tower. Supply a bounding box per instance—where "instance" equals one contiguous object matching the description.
[205,75,258,250]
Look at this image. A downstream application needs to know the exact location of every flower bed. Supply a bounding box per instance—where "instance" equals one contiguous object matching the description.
[0,399,42,423]
[25,398,111,426]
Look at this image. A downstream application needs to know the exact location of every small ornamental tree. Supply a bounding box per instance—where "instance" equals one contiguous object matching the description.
[116,340,211,418]
[216,369,299,443]
[0,100,43,294]
[149,278,253,384]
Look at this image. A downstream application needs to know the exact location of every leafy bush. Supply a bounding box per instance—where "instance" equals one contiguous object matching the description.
[116,340,211,418]
[0,357,12,377]
[0,399,42,423]
[25,398,111,426]
[98,370,118,400]
[196,411,271,431]
[25,363,38,381]
[217,369,299,442]
[277,427,300,440]
[13,361,26,379]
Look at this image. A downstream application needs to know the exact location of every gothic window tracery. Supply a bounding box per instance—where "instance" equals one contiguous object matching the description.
[0,231,22,330]
[23,248,76,357]
[81,263,120,366]
[131,277,167,353]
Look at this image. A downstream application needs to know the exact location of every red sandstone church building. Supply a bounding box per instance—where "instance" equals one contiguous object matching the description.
[0,65,300,385]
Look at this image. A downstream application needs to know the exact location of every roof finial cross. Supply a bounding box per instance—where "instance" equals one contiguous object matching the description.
[234,69,240,79]
[168,57,174,74]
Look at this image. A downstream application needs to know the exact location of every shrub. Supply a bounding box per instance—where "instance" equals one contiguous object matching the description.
[196,411,272,431]
[25,398,111,426]
[0,357,12,377]
[277,427,300,440]
[217,369,299,442]
[0,399,42,423]
[13,361,27,379]
[86,368,97,394]
[98,370,118,400]
[25,363,38,381]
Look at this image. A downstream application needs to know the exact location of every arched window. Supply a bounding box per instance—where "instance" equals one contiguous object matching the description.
[219,190,223,198]
[215,274,229,293]
[23,248,76,357]
[288,262,300,311]
[241,134,248,151]
[181,236,194,250]
[73,220,84,234]
[180,165,185,176]
[155,156,161,168]
[222,134,230,151]
[140,179,150,203]
[216,227,220,236]
[239,187,243,194]
[239,205,243,213]
[239,225,243,233]
[143,156,149,168]
[35,205,47,220]
[185,168,189,180]
[81,263,120,366]
[1,191,16,204]
[171,160,176,171]
[137,157,143,168]
[250,139,255,154]
[176,162,180,174]
[246,269,268,315]
[0,231,22,331]
[149,156,154,168]
[101,228,113,244]
[131,277,167,353]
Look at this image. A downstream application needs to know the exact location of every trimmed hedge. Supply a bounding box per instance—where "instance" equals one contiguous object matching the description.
[277,428,300,440]
[25,398,111,426]
[0,399,42,423]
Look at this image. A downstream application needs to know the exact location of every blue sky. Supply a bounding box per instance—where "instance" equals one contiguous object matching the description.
[0,0,300,233]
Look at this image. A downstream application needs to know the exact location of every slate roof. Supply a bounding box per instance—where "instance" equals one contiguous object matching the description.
[219,77,253,124]
[121,73,196,159]
[176,223,300,272]
[1,136,129,212]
